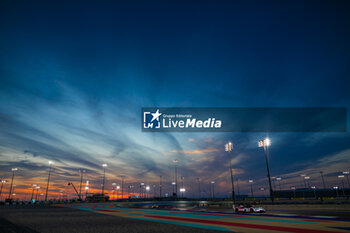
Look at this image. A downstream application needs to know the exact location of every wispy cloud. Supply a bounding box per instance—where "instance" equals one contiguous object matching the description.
[0,80,350,198]
[171,147,219,154]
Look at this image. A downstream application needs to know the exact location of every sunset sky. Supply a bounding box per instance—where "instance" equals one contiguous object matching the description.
[0,0,350,200]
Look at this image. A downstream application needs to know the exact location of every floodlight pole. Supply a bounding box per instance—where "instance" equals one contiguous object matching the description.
[35,187,40,200]
[118,175,125,199]
[122,177,124,199]
[338,175,346,199]
[211,181,215,199]
[45,162,53,201]
[260,139,274,203]
[343,172,350,188]
[159,176,162,198]
[181,177,184,198]
[102,164,107,195]
[225,142,236,207]
[8,168,17,199]
[173,160,178,197]
[79,170,85,200]
[0,181,5,200]
[197,178,201,199]
[320,171,326,189]
[304,176,310,188]
[277,177,282,191]
[249,180,254,198]
[30,184,36,201]
[102,168,105,195]
[341,180,346,198]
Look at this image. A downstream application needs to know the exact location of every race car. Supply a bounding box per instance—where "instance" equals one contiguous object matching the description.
[236,205,265,213]
[250,206,266,213]
[236,205,250,213]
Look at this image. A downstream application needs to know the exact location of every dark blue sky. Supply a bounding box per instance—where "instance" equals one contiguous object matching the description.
[0,0,349,197]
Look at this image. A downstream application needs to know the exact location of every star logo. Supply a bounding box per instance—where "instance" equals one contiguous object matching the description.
[143,109,162,129]
[151,109,162,122]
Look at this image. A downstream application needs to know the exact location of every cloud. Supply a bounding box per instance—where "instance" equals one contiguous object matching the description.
[0,79,350,198]
[191,156,214,162]
[171,147,219,154]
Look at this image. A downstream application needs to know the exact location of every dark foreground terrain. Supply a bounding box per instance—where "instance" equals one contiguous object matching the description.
[0,206,222,233]
[2,204,350,233]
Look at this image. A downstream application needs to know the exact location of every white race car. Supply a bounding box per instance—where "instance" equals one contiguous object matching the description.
[250,206,266,213]
[236,205,265,213]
